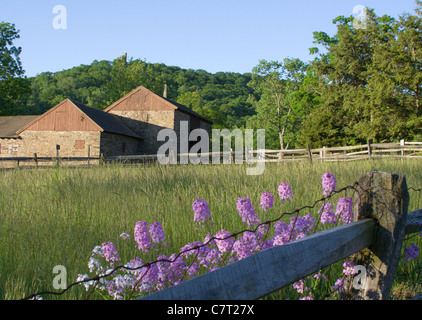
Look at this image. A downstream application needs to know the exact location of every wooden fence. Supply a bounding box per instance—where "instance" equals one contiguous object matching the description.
[107,140,422,165]
[1,140,422,168]
[140,171,422,300]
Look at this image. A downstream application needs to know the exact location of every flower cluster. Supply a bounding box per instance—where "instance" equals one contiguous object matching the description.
[102,242,120,265]
[278,182,294,202]
[236,197,259,227]
[335,197,353,224]
[77,172,369,300]
[318,201,336,225]
[260,192,274,211]
[193,199,212,225]
[404,243,420,264]
[149,222,166,246]
[134,221,152,253]
[322,172,337,196]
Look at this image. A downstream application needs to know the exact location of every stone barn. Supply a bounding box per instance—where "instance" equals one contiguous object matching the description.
[0,99,141,158]
[0,85,212,159]
[105,85,212,154]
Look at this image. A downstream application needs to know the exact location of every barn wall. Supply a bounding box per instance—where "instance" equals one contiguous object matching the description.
[108,110,175,154]
[106,86,175,112]
[99,132,140,157]
[24,100,100,132]
[0,131,102,157]
[0,138,24,157]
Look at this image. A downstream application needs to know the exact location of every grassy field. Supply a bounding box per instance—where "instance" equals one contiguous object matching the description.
[0,159,421,300]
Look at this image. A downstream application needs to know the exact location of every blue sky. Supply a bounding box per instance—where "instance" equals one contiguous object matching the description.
[0,0,418,77]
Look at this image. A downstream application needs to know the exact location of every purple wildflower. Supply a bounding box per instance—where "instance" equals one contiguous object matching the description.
[314,273,328,281]
[260,192,274,211]
[322,172,337,196]
[318,201,336,224]
[292,213,315,239]
[278,182,294,202]
[193,199,212,225]
[134,221,152,253]
[404,243,420,264]
[149,222,166,246]
[273,213,315,245]
[335,197,354,224]
[232,231,260,260]
[342,261,355,276]
[214,229,235,254]
[332,277,344,294]
[236,197,259,227]
[292,279,308,294]
[137,263,159,293]
[101,242,120,264]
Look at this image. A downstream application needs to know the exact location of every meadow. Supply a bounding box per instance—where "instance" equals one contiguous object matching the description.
[0,159,421,300]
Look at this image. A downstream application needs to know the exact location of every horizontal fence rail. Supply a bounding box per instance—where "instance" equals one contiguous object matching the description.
[1,140,421,168]
[106,140,422,165]
[140,210,422,300]
[141,219,377,300]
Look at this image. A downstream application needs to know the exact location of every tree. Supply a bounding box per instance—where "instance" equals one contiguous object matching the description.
[0,22,30,115]
[299,6,422,147]
[248,58,307,150]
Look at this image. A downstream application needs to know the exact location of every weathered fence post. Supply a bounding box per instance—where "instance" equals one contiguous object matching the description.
[367,139,373,159]
[349,171,410,300]
[306,145,313,163]
[33,153,38,168]
[56,145,60,167]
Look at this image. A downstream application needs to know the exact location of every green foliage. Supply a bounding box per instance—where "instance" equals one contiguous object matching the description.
[15,57,256,129]
[247,58,309,149]
[0,22,30,115]
[299,5,422,147]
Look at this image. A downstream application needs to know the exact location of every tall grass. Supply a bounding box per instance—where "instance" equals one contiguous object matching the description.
[0,159,421,300]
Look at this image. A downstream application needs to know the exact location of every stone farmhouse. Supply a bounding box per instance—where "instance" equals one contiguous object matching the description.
[0,85,212,158]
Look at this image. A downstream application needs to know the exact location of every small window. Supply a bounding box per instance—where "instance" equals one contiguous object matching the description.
[75,140,85,149]
[122,142,126,153]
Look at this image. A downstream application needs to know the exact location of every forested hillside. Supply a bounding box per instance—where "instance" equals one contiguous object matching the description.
[20,58,256,130]
[1,3,421,149]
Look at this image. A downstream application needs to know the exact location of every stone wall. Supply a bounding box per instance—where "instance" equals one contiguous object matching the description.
[109,110,175,155]
[100,132,140,157]
[0,131,101,158]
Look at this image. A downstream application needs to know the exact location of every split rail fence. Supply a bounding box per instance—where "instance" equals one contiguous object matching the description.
[140,171,422,300]
[108,139,422,165]
[1,140,421,168]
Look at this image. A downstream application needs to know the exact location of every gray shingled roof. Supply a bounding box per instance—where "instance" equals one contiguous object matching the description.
[69,100,141,139]
[0,115,40,138]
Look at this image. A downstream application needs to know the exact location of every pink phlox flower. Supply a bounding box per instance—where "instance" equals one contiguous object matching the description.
[278,182,294,202]
[322,172,336,196]
[214,229,235,254]
[232,231,259,260]
[260,191,274,211]
[318,201,336,224]
[292,279,308,294]
[193,198,212,225]
[342,261,355,276]
[134,221,152,253]
[149,222,167,246]
[236,197,259,227]
[336,197,354,224]
[101,242,120,264]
